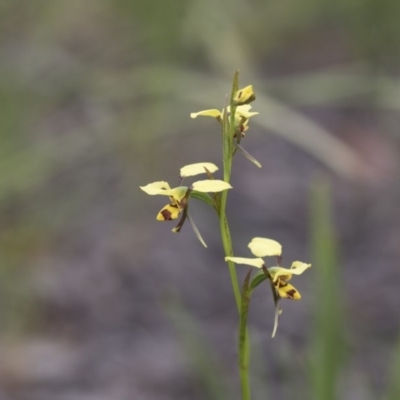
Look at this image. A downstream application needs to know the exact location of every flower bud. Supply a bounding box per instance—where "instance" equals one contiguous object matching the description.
[233,85,256,105]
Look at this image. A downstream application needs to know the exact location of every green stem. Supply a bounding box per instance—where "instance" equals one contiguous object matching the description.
[219,186,251,400]
[239,270,252,400]
[219,72,241,312]
[219,189,241,312]
[217,71,251,400]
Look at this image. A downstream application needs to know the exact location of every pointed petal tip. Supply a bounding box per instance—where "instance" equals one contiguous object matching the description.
[225,256,264,268]
[190,109,222,119]
[290,261,312,275]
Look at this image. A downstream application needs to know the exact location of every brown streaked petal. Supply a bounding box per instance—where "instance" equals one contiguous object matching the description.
[156,204,181,221]
[276,282,301,300]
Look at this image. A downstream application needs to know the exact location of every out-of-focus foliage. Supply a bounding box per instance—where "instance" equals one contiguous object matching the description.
[0,1,400,399]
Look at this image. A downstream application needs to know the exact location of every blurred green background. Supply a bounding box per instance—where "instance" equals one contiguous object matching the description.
[0,1,400,399]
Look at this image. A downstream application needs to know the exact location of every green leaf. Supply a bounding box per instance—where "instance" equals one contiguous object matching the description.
[249,270,268,291]
[189,190,214,206]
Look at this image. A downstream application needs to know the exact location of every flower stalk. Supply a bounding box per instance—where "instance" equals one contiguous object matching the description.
[219,71,242,310]
[239,269,253,400]
[141,71,310,400]
[218,71,251,400]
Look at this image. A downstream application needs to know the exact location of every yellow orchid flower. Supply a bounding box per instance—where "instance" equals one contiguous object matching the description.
[140,180,231,221]
[140,163,232,247]
[266,262,311,300]
[233,85,256,105]
[191,105,261,168]
[190,105,258,136]
[140,182,188,221]
[225,237,310,299]
[225,237,311,337]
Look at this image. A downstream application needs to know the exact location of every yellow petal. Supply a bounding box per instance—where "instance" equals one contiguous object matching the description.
[242,119,249,132]
[225,257,264,268]
[233,85,256,105]
[248,237,282,257]
[190,109,222,119]
[145,186,188,201]
[192,180,232,193]
[290,261,311,275]
[156,204,181,221]
[167,186,189,202]
[236,105,259,119]
[275,282,301,300]
[268,263,311,282]
[268,266,293,282]
[140,181,171,195]
[180,162,219,178]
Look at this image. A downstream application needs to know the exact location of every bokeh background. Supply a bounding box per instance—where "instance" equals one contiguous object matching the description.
[1,1,400,399]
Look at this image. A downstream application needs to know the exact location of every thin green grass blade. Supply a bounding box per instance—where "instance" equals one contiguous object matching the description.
[384,335,400,400]
[309,175,344,400]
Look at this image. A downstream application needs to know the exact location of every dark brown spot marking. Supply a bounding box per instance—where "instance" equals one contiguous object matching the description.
[286,289,296,299]
[161,209,172,220]
[161,204,179,221]
[238,91,243,98]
